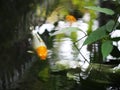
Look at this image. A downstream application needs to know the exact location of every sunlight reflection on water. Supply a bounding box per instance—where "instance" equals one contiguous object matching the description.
[53,38,75,60]
[48,37,79,69]
[48,31,92,73]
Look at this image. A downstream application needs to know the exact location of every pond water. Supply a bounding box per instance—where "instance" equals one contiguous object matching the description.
[44,30,120,90]
[0,18,119,90]
[1,0,120,89]
[5,28,120,90]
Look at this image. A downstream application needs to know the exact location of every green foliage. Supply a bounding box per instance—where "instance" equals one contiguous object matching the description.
[85,6,115,15]
[83,26,107,45]
[83,6,120,59]
[106,20,115,32]
[101,40,113,59]
[84,6,118,58]
[84,19,116,45]
[83,20,118,59]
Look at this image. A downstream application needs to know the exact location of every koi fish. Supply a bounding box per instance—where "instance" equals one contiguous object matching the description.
[32,30,48,60]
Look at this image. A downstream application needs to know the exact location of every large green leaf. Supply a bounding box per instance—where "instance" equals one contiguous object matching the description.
[106,20,115,32]
[101,40,113,59]
[85,6,115,15]
[83,26,107,45]
[50,27,81,36]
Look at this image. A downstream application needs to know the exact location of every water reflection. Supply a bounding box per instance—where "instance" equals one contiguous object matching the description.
[48,29,93,85]
[53,38,75,60]
[48,37,78,71]
[47,30,120,90]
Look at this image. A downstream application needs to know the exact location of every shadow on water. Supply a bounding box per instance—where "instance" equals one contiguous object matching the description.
[0,37,34,90]
[6,57,76,90]
[0,0,55,89]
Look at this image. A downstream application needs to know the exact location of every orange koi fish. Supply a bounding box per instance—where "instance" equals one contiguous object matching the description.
[32,30,48,60]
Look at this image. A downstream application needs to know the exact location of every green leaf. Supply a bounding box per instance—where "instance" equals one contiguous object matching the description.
[106,20,115,32]
[101,40,113,59]
[83,26,107,45]
[50,27,81,36]
[85,6,115,15]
